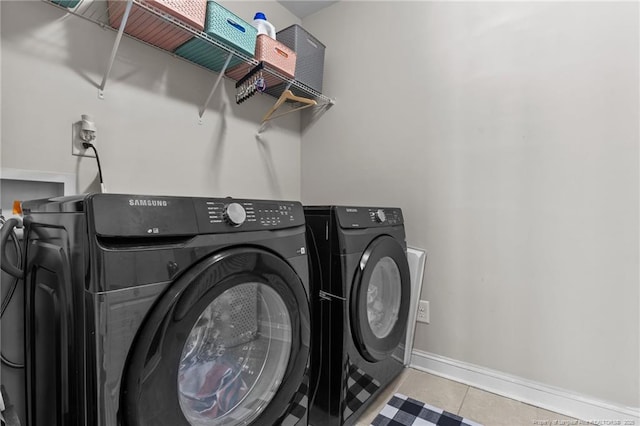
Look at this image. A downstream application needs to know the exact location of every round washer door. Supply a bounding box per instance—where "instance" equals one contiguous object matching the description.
[120,248,310,426]
[350,235,410,362]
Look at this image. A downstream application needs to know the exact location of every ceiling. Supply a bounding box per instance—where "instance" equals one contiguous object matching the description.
[277,1,338,19]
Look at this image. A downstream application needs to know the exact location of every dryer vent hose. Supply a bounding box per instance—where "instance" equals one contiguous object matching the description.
[0,218,23,279]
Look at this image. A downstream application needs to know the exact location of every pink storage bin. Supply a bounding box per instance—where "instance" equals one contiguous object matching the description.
[108,0,207,51]
[254,34,296,78]
[226,35,297,91]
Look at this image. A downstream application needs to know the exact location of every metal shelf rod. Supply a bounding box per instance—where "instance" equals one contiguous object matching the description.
[98,0,133,98]
[199,52,233,120]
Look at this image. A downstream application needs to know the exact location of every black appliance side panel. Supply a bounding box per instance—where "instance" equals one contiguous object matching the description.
[305,212,343,426]
[24,214,88,426]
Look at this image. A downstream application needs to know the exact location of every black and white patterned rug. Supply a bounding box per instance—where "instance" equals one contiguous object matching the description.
[371,393,483,426]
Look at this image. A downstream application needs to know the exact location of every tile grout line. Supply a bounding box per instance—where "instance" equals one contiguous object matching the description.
[456,384,471,416]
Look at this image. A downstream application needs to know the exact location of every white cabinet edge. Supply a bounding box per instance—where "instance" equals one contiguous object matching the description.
[1,168,77,196]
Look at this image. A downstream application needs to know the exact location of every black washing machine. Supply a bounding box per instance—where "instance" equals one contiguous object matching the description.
[304,206,411,426]
[10,193,311,426]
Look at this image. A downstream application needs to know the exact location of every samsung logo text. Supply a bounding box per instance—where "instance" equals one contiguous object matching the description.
[129,199,168,207]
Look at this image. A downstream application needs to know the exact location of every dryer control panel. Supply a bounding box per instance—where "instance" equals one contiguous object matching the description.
[335,206,404,229]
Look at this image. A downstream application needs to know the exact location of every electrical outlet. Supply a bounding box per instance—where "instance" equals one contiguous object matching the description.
[417,300,430,324]
[71,122,96,158]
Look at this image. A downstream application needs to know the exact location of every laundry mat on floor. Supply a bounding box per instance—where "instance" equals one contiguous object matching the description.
[371,393,483,426]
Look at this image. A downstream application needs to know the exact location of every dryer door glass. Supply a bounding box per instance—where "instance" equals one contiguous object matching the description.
[366,257,401,338]
[178,282,292,426]
[351,236,411,362]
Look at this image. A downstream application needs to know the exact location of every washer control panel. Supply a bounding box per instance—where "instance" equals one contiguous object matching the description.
[335,206,404,229]
[87,194,304,237]
[195,198,304,232]
[373,209,386,223]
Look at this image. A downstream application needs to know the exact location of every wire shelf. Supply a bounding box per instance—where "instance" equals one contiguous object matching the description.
[43,0,333,104]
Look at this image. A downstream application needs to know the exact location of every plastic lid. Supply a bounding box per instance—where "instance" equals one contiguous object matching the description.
[12,200,22,216]
[254,12,266,20]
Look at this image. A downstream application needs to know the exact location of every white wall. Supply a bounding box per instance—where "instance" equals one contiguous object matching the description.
[301,1,639,410]
[1,0,303,200]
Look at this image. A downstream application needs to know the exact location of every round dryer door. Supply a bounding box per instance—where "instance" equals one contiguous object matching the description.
[120,248,310,426]
[350,235,410,362]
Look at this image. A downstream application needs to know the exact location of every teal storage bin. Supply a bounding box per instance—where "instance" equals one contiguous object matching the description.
[51,0,81,9]
[175,1,257,72]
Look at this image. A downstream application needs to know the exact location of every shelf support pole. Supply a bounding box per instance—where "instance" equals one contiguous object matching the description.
[198,52,234,122]
[98,0,134,98]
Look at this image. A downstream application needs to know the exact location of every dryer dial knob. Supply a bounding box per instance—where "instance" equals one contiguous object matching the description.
[224,203,246,226]
[374,209,386,223]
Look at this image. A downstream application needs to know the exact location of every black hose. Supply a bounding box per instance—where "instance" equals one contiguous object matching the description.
[1,229,21,317]
[0,216,25,369]
[1,353,23,369]
[0,217,24,279]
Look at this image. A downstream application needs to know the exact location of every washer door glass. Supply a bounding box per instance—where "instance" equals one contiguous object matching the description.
[178,282,292,426]
[366,256,402,339]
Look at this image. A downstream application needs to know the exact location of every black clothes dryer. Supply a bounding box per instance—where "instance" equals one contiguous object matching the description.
[305,206,411,426]
[18,193,311,426]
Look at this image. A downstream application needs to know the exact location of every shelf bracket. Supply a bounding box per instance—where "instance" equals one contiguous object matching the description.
[198,52,234,122]
[98,0,133,98]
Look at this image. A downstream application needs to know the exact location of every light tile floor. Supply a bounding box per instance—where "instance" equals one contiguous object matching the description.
[354,368,579,426]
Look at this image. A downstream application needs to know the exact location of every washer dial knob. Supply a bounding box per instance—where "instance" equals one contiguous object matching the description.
[224,203,246,226]
[374,209,386,223]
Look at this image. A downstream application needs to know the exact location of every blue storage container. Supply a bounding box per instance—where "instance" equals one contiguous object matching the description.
[175,1,257,72]
[51,0,81,9]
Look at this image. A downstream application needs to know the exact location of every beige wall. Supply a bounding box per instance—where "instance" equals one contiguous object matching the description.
[1,1,302,200]
[301,1,639,408]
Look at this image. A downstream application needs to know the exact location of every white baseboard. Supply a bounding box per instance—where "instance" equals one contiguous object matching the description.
[410,349,640,423]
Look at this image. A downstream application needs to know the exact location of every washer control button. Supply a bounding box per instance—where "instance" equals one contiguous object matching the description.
[374,209,386,223]
[224,203,246,226]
